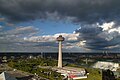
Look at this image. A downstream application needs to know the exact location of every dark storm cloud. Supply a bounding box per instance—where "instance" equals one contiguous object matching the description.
[75,23,120,51]
[1,0,120,52]
[0,0,120,23]
[0,26,38,49]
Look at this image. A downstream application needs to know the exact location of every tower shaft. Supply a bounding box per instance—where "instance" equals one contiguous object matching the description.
[58,41,62,68]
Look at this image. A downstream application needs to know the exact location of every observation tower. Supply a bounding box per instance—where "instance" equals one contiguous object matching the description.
[56,35,65,68]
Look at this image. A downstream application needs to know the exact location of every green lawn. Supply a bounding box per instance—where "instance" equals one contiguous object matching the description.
[79,68,102,80]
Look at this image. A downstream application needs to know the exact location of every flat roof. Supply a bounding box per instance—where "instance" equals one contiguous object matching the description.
[52,66,86,74]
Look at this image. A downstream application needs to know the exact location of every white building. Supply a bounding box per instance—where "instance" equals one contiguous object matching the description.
[93,61,120,71]
[53,67,87,80]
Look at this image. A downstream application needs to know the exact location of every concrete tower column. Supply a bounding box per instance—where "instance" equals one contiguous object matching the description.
[56,35,65,68]
[58,41,62,68]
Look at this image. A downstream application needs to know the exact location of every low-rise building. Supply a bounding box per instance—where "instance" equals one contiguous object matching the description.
[93,61,120,78]
[0,72,17,80]
[93,61,120,71]
[53,67,87,80]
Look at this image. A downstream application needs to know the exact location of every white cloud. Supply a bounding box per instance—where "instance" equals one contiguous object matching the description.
[7,26,38,36]
[0,25,2,28]
[105,45,120,49]
[63,45,88,52]
[76,40,86,47]
[98,21,120,35]
[0,18,5,21]
[97,21,120,41]
[21,32,89,52]
[108,27,120,33]
[0,25,2,30]
[98,21,115,31]
[0,26,39,43]
[24,33,79,42]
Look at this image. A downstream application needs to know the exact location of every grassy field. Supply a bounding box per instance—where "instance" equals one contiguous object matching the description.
[80,68,102,80]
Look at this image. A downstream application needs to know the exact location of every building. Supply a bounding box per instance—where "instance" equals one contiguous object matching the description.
[53,67,87,80]
[93,61,120,71]
[0,72,17,80]
[93,61,120,79]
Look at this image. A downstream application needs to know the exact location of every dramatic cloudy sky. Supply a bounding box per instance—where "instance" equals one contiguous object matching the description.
[0,0,120,52]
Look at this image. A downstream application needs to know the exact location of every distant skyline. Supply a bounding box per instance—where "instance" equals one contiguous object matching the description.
[0,0,120,52]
